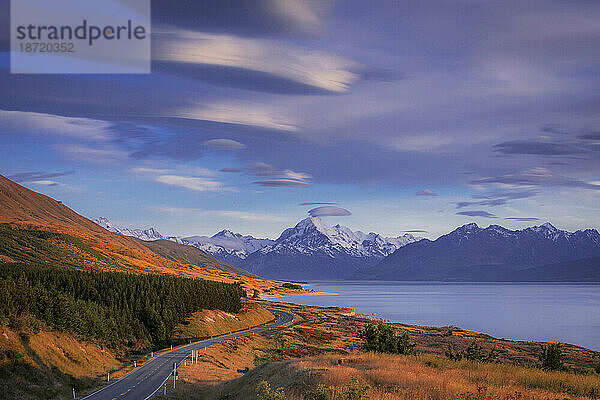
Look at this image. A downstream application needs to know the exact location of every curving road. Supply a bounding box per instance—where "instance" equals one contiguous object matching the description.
[81,309,294,400]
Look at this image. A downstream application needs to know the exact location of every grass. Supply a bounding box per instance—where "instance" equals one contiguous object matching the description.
[192,353,600,400]
[173,302,275,340]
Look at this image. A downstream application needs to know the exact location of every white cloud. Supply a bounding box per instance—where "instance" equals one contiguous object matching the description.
[177,102,299,132]
[59,145,128,163]
[0,109,111,141]
[267,0,333,32]
[203,138,247,150]
[156,174,232,193]
[29,180,64,187]
[155,31,359,93]
[154,206,288,222]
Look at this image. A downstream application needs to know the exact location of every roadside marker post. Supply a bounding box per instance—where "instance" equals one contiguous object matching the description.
[134,361,137,368]
[72,388,75,399]
[107,372,110,382]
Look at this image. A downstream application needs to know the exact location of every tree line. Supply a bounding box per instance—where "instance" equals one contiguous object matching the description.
[0,262,243,346]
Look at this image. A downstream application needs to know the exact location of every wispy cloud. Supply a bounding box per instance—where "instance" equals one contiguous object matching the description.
[471,168,600,190]
[0,110,111,141]
[456,189,537,208]
[154,206,288,222]
[177,102,299,131]
[416,189,438,196]
[30,180,64,187]
[155,31,359,93]
[247,162,312,188]
[505,217,540,221]
[156,175,232,193]
[299,202,338,206]
[456,210,497,218]
[203,139,247,150]
[8,171,73,182]
[59,145,128,163]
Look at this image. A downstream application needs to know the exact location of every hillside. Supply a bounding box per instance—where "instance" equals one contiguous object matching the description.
[0,174,283,293]
[137,238,259,278]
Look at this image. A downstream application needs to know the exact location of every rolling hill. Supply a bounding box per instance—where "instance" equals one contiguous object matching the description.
[137,238,259,278]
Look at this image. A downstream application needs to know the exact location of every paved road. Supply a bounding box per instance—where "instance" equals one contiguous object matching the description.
[81,309,294,400]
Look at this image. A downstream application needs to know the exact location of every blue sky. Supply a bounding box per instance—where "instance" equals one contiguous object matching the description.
[1,0,599,239]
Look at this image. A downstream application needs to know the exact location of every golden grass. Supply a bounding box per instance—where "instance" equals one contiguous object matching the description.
[287,353,600,400]
[173,303,275,339]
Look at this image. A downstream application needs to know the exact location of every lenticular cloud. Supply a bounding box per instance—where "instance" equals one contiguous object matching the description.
[308,206,351,217]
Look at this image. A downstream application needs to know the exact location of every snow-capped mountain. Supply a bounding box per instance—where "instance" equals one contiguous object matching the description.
[356,222,600,281]
[95,217,168,242]
[242,217,421,280]
[183,230,274,266]
[94,217,273,266]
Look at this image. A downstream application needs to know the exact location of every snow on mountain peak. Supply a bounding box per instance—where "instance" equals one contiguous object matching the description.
[272,216,421,258]
[213,229,238,238]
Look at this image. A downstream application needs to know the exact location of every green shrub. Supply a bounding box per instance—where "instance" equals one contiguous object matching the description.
[303,377,370,400]
[304,384,330,400]
[445,341,501,363]
[539,343,564,371]
[256,381,285,400]
[595,361,600,374]
[360,322,415,355]
[281,283,303,290]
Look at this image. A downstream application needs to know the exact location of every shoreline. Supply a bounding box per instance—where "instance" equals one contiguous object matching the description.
[260,290,339,299]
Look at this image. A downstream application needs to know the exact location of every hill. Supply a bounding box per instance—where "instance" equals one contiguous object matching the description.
[0,174,280,292]
[137,238,258,278]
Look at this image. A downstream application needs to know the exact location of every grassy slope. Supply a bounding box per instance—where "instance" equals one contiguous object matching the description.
[0,324,121,400]
[173,303,274,339]
[0,174,282,294]
[138,238,258,278]
[200,353,600,400]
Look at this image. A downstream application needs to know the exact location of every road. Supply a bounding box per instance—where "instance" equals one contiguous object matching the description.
[81,309,294,400]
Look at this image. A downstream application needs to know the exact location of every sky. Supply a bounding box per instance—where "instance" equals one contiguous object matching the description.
[1,0,599,239]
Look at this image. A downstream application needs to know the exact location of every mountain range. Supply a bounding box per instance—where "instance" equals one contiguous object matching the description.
[357,222,600,281]
[95,216,600,282]
[94,216,422,280]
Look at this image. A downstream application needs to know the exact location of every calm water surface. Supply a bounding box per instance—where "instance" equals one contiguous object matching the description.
[275,281,600,351]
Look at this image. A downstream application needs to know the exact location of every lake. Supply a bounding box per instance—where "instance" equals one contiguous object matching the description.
[274,281,600,351]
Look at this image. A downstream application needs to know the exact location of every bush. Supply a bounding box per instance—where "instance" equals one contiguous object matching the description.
[539,343,564,371]
[303,377,370,400]
[445,341,501,363]
[595,361,600,374]
[256,381,285,400]
[281,283,303,290]
[360,322,415,355]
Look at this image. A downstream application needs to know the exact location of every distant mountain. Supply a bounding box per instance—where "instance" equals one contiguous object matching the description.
[184,230,274,266]
[93,217,273,266]
[356,222,600,281]
[95,217,168,241]
[243,217,421,280]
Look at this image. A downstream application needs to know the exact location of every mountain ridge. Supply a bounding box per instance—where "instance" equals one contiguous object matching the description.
[356,222,600,281]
